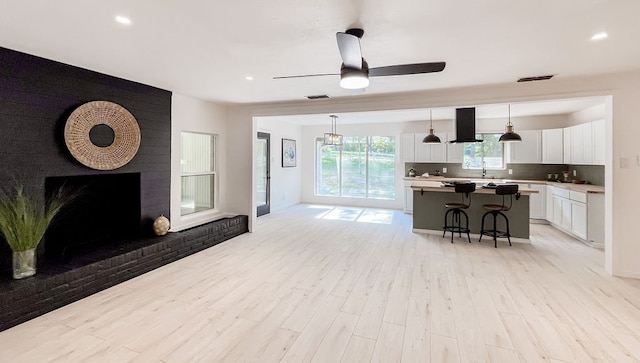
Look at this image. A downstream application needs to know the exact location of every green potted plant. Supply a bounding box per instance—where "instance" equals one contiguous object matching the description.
[0,184,76,279]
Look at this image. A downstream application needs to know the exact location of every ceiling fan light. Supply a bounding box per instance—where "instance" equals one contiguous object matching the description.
[340,69,369,89]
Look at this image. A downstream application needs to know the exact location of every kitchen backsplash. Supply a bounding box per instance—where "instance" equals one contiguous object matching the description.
[406,163,605,186]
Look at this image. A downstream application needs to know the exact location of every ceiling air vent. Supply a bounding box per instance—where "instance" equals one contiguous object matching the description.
[306,94,329,100]
[517,74,555,83]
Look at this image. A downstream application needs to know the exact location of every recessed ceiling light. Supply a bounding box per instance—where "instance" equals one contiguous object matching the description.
[115,15,132,25]
[591,32,608,41]
[245,76,254,81]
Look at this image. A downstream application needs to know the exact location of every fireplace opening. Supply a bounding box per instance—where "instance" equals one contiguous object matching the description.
[44,173,141,262]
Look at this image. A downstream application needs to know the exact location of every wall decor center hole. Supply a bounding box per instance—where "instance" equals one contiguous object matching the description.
[89,124,115,147]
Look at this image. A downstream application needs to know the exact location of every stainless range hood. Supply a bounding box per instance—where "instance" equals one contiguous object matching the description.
[449,107,483,143]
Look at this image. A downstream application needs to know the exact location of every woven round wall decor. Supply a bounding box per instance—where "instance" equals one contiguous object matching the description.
[64,101,141,170]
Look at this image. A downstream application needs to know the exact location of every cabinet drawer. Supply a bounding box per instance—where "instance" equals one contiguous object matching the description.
[569,191,587,203]
[550,186,570,199]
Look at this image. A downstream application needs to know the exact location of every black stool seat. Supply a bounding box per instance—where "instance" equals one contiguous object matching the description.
[443,183,476,243]
[479,184,519,248]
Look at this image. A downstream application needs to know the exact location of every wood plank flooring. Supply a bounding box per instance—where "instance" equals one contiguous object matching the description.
[1,204,640,362]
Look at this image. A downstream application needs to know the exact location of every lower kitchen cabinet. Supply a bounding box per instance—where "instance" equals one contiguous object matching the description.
[519,183,546,220]
[547,185,603,247]
[403,180,413,214]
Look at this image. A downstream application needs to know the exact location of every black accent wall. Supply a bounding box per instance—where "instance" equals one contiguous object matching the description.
[0,47,172,273]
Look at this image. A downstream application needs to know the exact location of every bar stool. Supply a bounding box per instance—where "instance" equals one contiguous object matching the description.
[443,183,476,243]
[479,184,519,248]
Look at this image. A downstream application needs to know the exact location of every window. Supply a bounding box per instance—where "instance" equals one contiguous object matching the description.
[316,136,395,199]
[463,134,505,169]
[181,132,217,216]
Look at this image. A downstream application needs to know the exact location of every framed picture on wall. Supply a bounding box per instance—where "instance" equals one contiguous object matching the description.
[282,138,296,167]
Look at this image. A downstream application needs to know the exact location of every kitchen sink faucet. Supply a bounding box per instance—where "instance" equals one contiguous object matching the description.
[482,161,487,178]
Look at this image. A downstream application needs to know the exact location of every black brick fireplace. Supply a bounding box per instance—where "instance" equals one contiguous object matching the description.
[44,173,142,262]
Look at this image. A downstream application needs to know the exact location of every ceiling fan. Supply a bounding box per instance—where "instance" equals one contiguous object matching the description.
[274,28,446,90]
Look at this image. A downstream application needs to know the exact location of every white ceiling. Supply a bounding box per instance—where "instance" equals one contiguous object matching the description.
[1,1,639,105]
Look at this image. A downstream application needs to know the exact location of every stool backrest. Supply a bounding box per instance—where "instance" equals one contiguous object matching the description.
[496,184,519,210]
[455,183,476,207]
[454,182,476,194]
[496,184,518,195]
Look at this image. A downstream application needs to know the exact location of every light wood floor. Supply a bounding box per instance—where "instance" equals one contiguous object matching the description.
[1,204,640,363]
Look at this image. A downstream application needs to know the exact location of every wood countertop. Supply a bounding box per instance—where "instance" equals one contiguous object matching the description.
[409,180,538,195]
[403,177,604,194]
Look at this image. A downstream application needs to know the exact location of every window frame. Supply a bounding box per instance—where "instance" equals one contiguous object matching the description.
[180,131,218,216]
[314,136,396,200]
[462,133,506,170]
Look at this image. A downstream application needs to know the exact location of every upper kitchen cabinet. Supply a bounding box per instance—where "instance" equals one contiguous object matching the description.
[569,123,593,165]
[592,120,605,165]
[414,133,447,162]
[400,133,415,162]
[508,130,542,163]
[563,128,571,164]
[446,132,464,163]
[542,128,564,164]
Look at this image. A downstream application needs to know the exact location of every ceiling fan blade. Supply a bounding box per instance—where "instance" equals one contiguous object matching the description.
[273,73,338,79]
[369,62,446,77]
[336,32,363,69]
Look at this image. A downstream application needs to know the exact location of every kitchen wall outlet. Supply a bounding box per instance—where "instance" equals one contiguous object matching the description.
[573,170,577,176]
[442,167,447,173]
[508,169,513,175]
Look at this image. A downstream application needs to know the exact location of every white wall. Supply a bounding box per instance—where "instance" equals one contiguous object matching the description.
[225,69,640,279]
[170,93,229,231]
[256,117,302,212]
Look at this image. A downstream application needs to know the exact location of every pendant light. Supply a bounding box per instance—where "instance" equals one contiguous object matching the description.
[422,109,441,144]
[324,115,343,145]
[499,104,522,143]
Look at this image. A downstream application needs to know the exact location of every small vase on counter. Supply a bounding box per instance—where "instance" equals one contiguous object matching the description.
[408,168,416,177]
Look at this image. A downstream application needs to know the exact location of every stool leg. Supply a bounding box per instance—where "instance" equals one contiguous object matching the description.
[443,209,448,238]
[451,210,456,243]
[503,212,512,246]
[461,210,471,243]
[479,212,487,242]
[492,211,498,248]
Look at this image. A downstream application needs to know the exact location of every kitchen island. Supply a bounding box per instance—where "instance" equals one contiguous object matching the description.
[411,180,539,241]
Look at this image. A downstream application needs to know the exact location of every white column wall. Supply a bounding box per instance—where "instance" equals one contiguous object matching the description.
[170,93,229,231]
[256,117,302,212]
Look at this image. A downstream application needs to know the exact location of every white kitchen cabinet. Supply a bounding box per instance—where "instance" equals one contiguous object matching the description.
[529,184,546,219]
[414,133,447,162]
[563,128,571,164]
[548,185,603,246]
[592,120,605,165]
[569,123,593,165]
[509,130,542,163]
[403,180,413,214]
[545,185,554,221]
[542,128,564,164]
[550,186,571,230]
[414,133,430,162]
[446,133,464,163]
[400,134,415,162]
[587,193,605,247]
[571,200,587,239]
[519,183,546,220]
